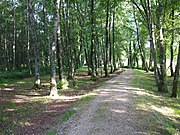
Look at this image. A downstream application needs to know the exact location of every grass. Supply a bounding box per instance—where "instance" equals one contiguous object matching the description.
[131,69,180,135]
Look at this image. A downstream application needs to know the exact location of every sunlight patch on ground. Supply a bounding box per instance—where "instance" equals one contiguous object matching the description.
[20,121,32,127]
[31,92,97,102]
[151,105,179,118]
[17,81,25,84]
[1,87,15,91]
[111,109,126,113]
[106,80,119,83]
[124,87,144,91]
[14,95,30,103]
[136,103,149,111]
[133,89,160,99]
[115,98,128,102]
[134,131,149,135]
[3,108,15,112]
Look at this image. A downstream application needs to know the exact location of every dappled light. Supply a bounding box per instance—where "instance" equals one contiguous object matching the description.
[111,109,126,114]
[1,87,15,91]
[151,105,176,118]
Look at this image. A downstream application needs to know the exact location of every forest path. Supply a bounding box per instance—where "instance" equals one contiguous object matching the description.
[56,69,159,135]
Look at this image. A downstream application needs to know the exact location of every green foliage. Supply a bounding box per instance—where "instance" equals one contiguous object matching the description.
[0,70,31,81]
[57,79,69,90]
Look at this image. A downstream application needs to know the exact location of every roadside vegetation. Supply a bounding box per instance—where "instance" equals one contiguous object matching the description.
[131,69,180,135]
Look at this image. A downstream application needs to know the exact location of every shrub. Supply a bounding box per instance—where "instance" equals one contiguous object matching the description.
[57,79,69,90]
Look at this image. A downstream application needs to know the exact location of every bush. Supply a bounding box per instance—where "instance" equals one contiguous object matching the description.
[57,79,69,90]
[0,70,31,82]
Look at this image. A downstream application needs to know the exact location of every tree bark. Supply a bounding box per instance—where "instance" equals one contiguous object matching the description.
[171,42,180,98]
[90,0,95,77]
[112,1,116,72]
[56,0,63,81]
[49,0,61,97]
[104,0,110,77]
[147,0,161,90]
[28,0,41,89]
[132,4,148,72]
[13,0,16,70]
[156,2,168,93]
[170,6,174,77]
[128,42,133,67]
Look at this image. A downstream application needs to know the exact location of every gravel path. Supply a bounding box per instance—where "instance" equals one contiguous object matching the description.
[56,70,159,135]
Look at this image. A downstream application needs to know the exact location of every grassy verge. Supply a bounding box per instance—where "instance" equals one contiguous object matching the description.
[131,69,180,134]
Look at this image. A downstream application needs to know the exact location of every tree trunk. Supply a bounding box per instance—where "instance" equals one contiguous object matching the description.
[49,0,61,97]
[128,42,133,67]
[56,0,63,81]
[104,0,110,77]
[147,0,161,91]
[156,2,168,93]
[112,1,116,72]
[27,10,32,74]
[170,6,174,77]
[28,0,41,89]
[109,10,113,74]
[13,0,16,70]
[171,42,180,98]
[90,0,95,77]
[132,4,148,72]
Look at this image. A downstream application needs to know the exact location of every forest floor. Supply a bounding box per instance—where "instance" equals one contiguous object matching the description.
[56,69,180,135]
[0,69,179,135]
[0,68,123,135]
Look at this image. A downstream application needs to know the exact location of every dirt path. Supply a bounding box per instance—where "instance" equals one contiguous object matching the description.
[56,70,159,135]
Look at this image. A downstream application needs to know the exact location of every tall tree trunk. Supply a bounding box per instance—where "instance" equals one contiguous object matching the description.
[13,0,16,70]
[170,6,174,77]
[109,10,113,74]
[147,0,160,90]
[104,0,110,77]
[28,0,41,89]
[56,0,63,81]
[171,42,180,98]
[26,2,32,74]
[156,2,168,93]
[49,0,61,97]
[90,0,95,76]
[112,1,116,72]
[132,4,148,72]
[67,1,74,80]
[128,42,133,67]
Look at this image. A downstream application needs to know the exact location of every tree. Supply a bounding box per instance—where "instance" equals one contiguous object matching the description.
[171,42,180,98]
[104,0,110,77]
[28,0,41,89]
[132,0,168,93]
[170,4,175,77]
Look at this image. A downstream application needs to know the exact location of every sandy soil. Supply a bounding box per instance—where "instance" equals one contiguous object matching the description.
[56,70,161,135]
